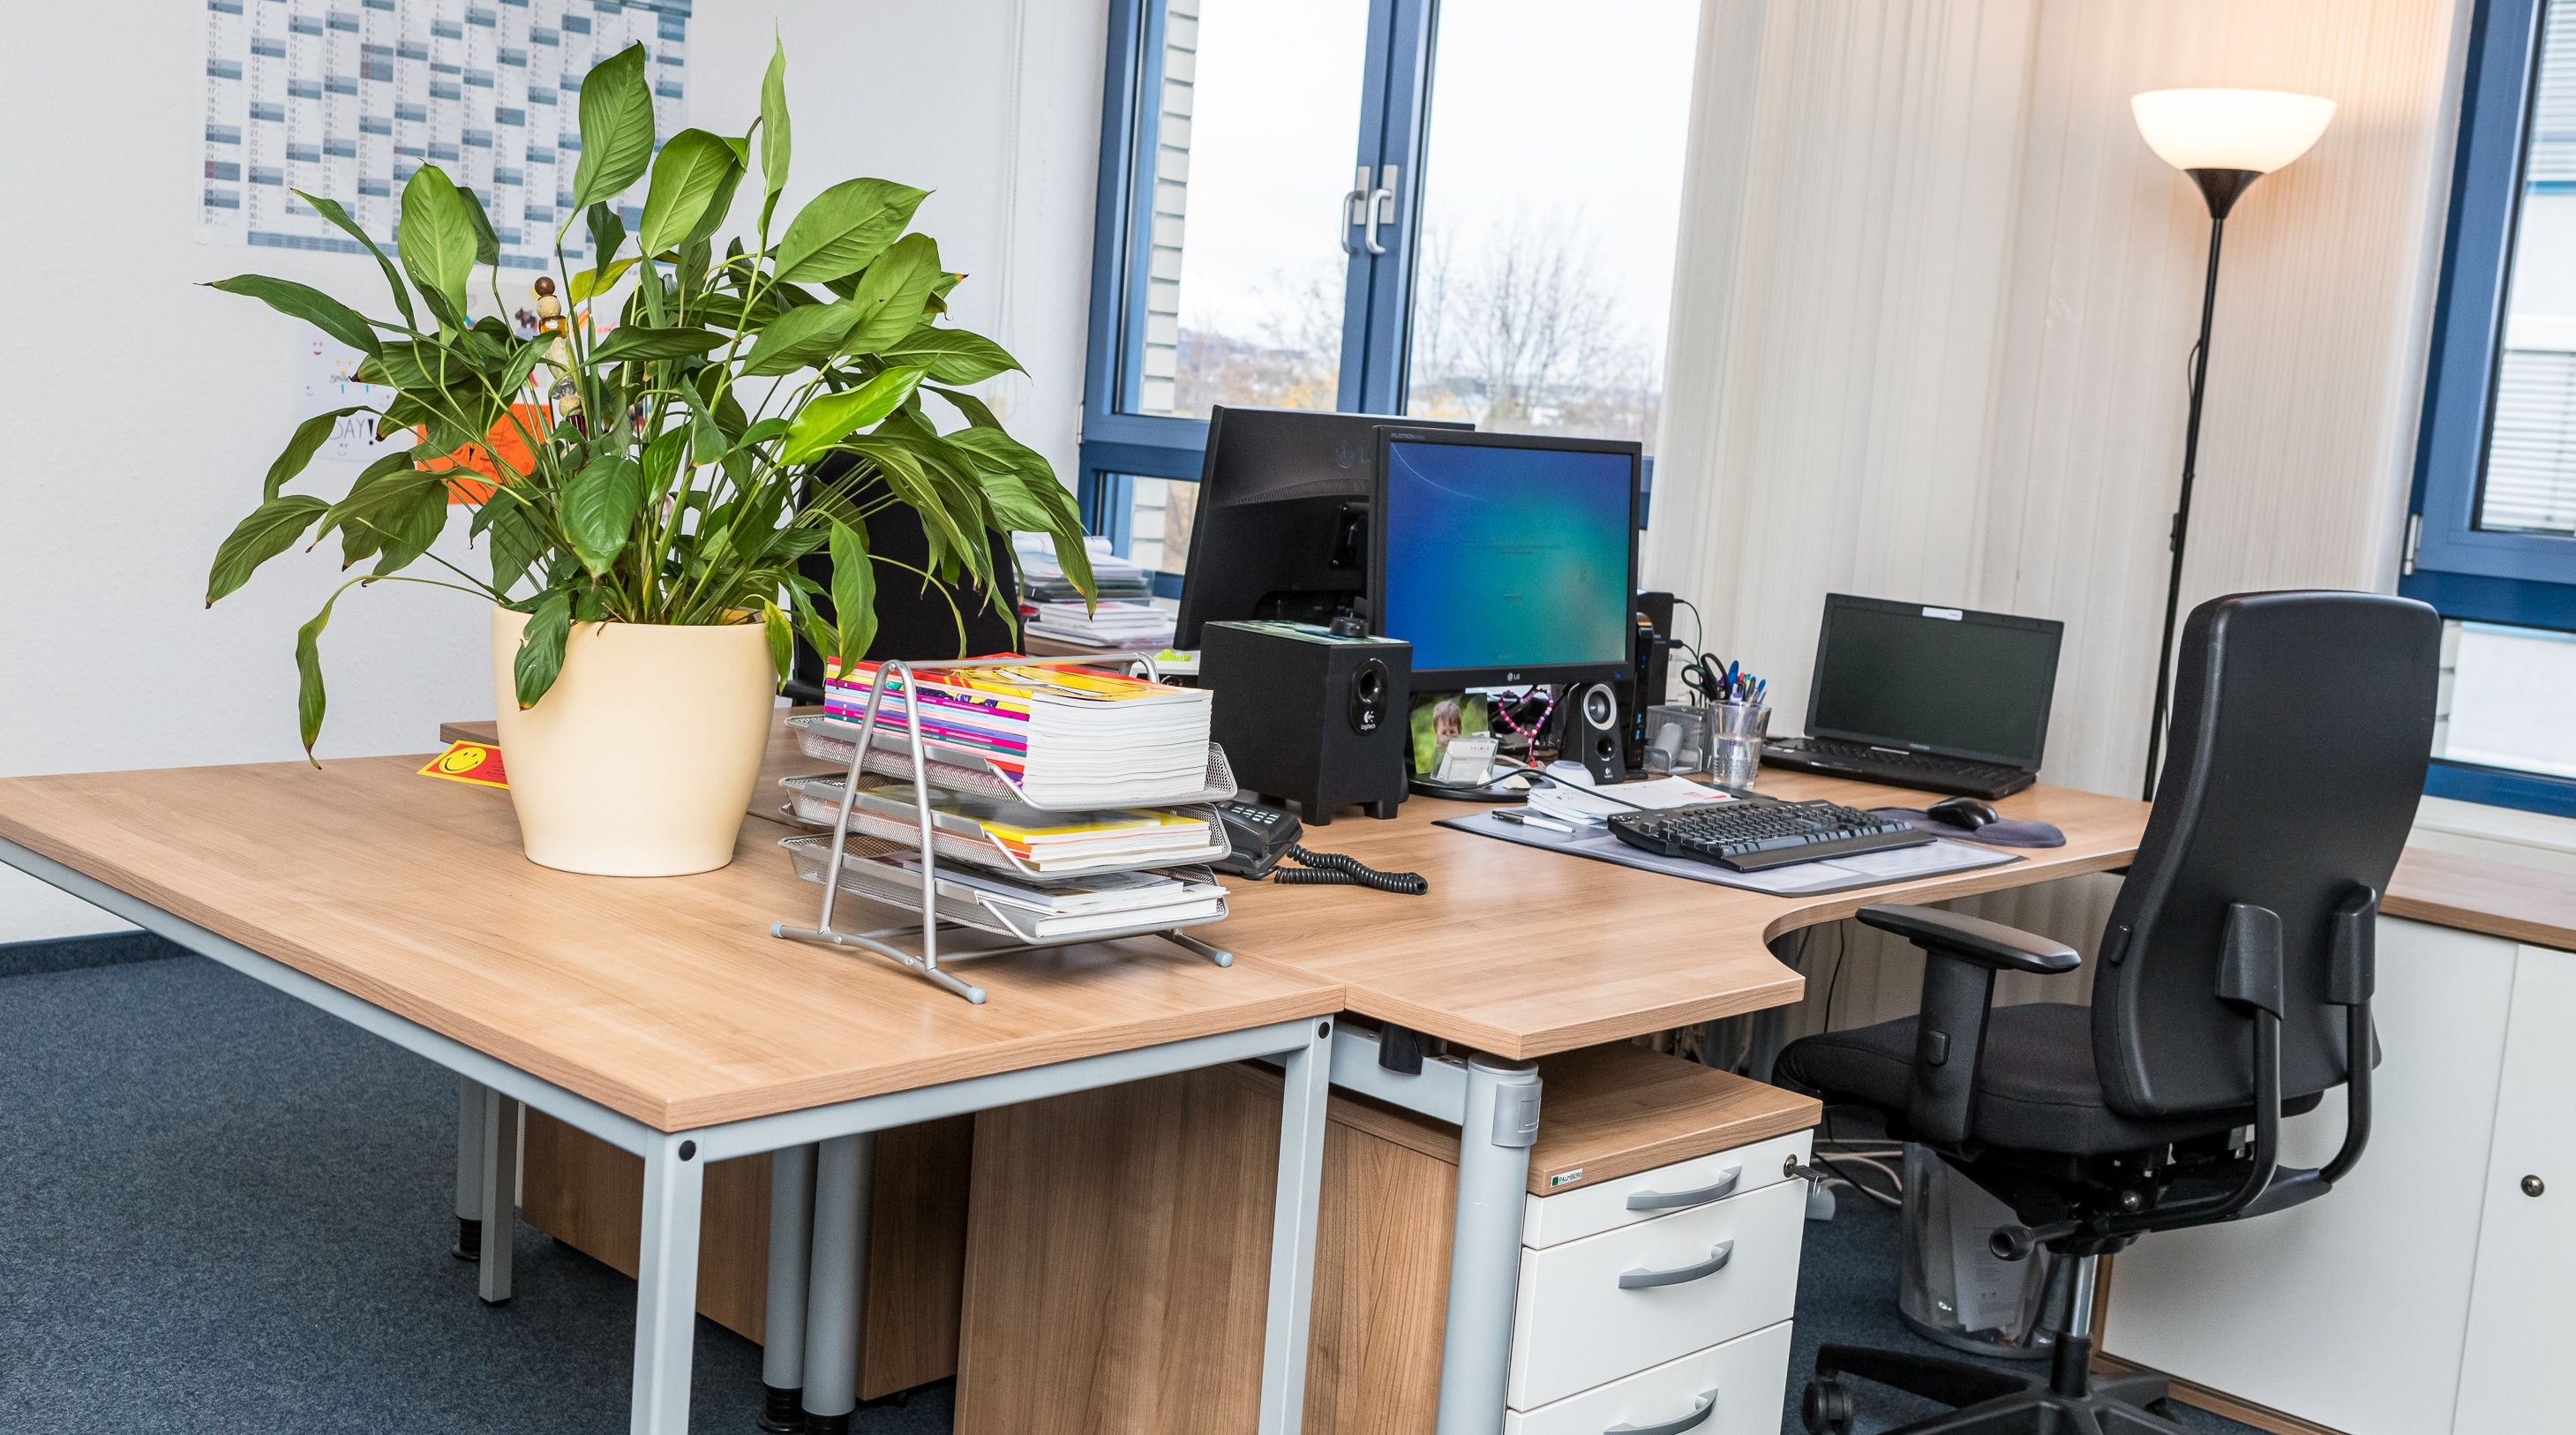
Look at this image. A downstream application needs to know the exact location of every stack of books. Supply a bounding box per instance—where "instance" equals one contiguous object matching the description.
[1023,599,1176,650]
[822,657,1214,808]
[1014,532,1154,605]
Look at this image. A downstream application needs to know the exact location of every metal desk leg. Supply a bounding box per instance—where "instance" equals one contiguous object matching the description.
[453,1076,487,1262]
[800,1132,874,1435]
[1259,1018,1335,1435]
[1434,1056,1541,1435]
[758,1144,817,1431]
[477,1086,522,1305]
[632,1132,709,1435]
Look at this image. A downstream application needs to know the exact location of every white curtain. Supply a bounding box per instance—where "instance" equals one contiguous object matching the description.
[1649,0,2470,1026]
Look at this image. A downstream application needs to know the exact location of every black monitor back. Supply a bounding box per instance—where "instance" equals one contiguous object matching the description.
[1174,406,1469,649]
[2092,590,2437,1118]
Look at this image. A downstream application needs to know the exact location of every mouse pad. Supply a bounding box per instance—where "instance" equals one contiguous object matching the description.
[1869,808,2067,849]
[1436,811,2022,896]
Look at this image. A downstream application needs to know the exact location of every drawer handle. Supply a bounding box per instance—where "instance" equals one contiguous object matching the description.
[1625,1166,1742,1212]
[1618,1239,1735,1290]
[1604,1388,1717,1435]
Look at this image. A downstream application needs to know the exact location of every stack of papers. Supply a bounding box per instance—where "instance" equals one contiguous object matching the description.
[1014,533,1153,603]
[1024,599,1176,650]
[789,777,1224,874]
[825,657,1214,808]
[1523,776,1730,831]
[877,854,1225,938]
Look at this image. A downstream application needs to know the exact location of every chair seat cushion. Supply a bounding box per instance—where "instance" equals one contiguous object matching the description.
[1776,1003,2257,1155]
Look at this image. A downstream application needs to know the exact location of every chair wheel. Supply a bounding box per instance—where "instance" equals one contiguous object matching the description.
[2146,1398,2183,1420]
[1802,1377,1854,1434]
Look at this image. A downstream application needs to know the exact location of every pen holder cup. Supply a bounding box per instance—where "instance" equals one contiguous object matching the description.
[1707,704,1769,790]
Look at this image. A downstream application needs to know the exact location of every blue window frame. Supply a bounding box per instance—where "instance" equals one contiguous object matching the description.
[1078,0,1435,597]
[2407,0,2576,815]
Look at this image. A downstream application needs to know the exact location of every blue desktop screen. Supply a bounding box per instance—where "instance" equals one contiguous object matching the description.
[1377,439,1633,677]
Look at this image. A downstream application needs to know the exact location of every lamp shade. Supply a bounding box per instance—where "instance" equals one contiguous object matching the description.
[2131,88,2335,174]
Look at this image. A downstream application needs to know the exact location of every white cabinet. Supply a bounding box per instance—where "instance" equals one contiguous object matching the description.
[2099,920,2576,1434]
[2452,947,2576,1432]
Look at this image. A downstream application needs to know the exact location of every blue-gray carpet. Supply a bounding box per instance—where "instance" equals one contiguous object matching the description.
[0,949,2249,1434]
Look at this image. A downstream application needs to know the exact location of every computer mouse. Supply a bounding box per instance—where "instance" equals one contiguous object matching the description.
[1926,797,2000,830]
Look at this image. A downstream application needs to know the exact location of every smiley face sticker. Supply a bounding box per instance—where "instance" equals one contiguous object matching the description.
[417,740,508,789]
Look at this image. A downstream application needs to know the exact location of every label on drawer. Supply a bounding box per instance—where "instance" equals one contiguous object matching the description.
[1548,1168,1584,1189]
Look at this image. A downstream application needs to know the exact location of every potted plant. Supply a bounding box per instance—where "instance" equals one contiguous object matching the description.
[204,40,1093,877]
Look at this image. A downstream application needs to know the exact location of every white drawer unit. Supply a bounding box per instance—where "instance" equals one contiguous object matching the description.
[1506,1173,1808,1409]
[1523,1131,1813,1249]
[1503,1320,1795,1435]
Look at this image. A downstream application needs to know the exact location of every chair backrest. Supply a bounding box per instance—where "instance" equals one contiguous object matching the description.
[2092,590,2439,1117]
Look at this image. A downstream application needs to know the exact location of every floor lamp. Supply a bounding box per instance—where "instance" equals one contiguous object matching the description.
[2131,88,2336,801]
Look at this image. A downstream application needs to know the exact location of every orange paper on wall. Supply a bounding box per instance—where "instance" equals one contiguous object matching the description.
[415,402,552,504]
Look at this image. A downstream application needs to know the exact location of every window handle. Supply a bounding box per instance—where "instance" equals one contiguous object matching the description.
[1341,165,1371,256]
[1363,163,1397,256]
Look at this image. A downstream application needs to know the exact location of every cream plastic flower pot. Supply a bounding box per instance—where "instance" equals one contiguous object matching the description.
[489,605,776,876]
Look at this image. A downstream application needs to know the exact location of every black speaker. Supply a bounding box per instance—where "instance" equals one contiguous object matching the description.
[1200,621,1411,824]
[1569,681,1628,784]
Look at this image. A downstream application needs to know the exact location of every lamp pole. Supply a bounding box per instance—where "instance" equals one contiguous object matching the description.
[2142,167,2259,803]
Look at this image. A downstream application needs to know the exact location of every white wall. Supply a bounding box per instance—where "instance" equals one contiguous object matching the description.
[0,0,1107,941]
[1649,0,2469,1026]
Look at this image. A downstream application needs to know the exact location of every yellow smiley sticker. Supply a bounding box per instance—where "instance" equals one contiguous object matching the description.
[418,741,508,789]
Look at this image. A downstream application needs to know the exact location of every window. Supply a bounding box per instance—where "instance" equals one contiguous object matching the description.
[2407,0,2576,815]
[1080,0,1701,594]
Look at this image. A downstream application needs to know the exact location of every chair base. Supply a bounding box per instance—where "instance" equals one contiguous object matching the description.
[1803,1338,2188,1435]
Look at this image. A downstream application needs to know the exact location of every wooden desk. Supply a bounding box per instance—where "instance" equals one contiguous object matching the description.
[0,756,1343,1435]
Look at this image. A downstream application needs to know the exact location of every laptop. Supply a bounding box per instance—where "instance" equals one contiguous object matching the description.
[1761,594,2064,800]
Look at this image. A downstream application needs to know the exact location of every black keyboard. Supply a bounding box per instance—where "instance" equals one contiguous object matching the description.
[1760,737,2034,800]
[1607,799,1934,872]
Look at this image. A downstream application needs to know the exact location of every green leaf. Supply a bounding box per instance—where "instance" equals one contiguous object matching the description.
[513,589,574,710]
[589,201,628,268]
[840,234,943,350]
[639,128,744,256]
[324,459,449,573]
[397,165,478,328]
[828,519,877,666]
[1049,530,1098,606]
[487,492,546,595]
[571,43,656,207]
[588,326,727,364]
[740,299,858,376]
[293,190,417,330]
[772,177,928,284]
[206,495,329,605]
[205,275,382,357]
[295,588,348,758]
[760,39,792,201]
[261,406,371,500]
[778,365,928,465]
[877,325,1023,384]
[561,451,644,576]
[567,256,639,304]
[927,384,1003,430]
[457,183,501,266]
[762,598,793,682]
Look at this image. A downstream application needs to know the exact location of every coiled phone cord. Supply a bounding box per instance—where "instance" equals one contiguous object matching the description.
[1272,845,1431,895]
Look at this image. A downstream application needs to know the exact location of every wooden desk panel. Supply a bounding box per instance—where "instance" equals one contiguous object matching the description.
[2385,847,2576,950]
[1212,774,2149,1059]
[0,758,1341,1131]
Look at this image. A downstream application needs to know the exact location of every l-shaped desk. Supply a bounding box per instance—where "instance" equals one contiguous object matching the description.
[0,710,2155,1433]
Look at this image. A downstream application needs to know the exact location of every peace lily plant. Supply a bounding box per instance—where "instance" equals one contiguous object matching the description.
[204,40,1094,875]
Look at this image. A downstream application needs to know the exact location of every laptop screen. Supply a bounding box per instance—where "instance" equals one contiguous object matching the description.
[1806,596,2064,769]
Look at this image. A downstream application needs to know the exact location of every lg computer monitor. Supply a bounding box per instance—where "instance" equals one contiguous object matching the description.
[1173,406,1470,648]
[1368,428,1640,688]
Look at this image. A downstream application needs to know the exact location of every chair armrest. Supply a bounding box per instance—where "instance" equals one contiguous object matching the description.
[1856,905,2079,1146]
[1856,905,2080,973]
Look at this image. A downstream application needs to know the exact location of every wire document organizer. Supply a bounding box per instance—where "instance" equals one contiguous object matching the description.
[769,654,1240,1003]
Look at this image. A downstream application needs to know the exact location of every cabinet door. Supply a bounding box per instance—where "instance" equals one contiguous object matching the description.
[2452,947,2576,1432]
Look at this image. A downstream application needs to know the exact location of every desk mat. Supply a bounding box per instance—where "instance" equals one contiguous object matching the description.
[1434,810,2023,896]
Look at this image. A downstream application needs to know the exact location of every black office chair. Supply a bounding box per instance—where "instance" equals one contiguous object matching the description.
[1776,590,2439,1434]
[783,456,1023,702]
